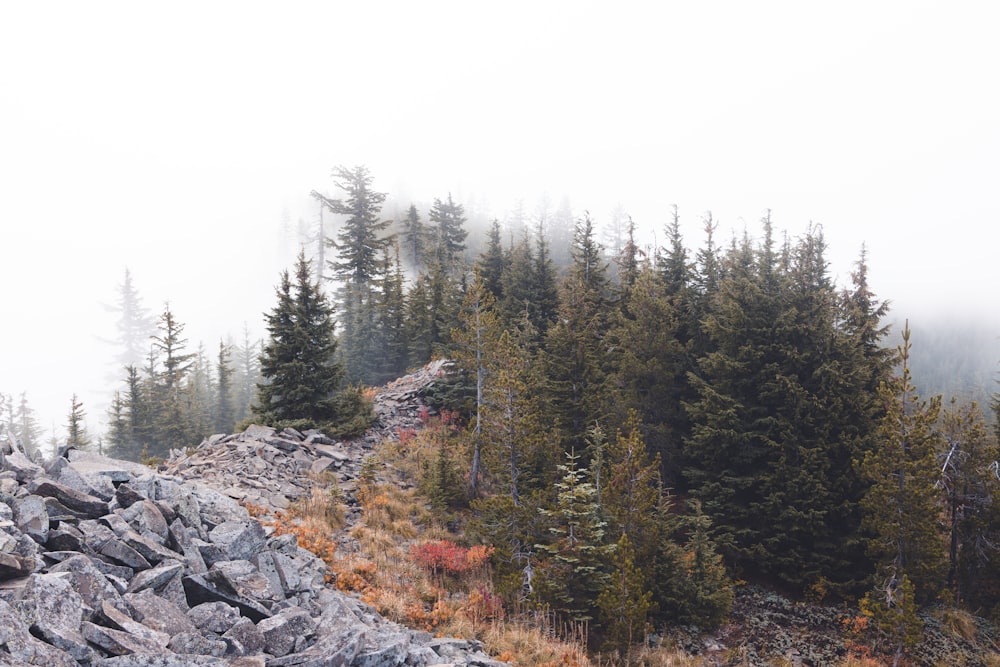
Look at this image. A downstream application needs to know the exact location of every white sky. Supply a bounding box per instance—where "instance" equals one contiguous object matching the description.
[2,1,999,439]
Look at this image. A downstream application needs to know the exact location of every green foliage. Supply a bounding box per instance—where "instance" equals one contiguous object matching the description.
[66,393,91,450]
[861,322,948,602]
[860,573,923,665]
[254,251,344,429]
[597,533,653,655]
[534,449,611,623]
[655,500,734,629]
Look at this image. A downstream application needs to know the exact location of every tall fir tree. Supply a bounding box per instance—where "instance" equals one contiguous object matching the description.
[428,193,468,273]
[66,394,91,450]
[313,165,391,384]
[938,400,999,607]
[450,271,502,498]
[215,340,235,434]
[399,203,430,272]
[535,449,611,624]
[12,392,42,458]
[254,252,343,428]
[861,322,947,606]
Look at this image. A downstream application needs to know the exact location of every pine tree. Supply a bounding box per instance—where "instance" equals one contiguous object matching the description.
[450,271,502,498]
[400,203,430,271]
[149,304,196,453]
[597,533,652,655]
[233,324,262,424]
[254,251,343,428]
[605,267,687,484]
[103,268,157,374]
[215,340,235,434]
[542,214,612,456]
[938,400,1000,607]
[655,499,734,629]
[535,449,611,624]
[862,322,947,604]
[66,394,91,450]
[373,244,409,383]
[476,219,507,302]
[12,392,42,458]
[604,412,661,561]
[313,165,391,287]
[428,193,468,273]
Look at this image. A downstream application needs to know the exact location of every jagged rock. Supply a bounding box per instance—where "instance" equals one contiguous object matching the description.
[257,607,316,657]
[48,554,124,619]
[0,552,33,579]
[126,560,184,594]
[3,449,43,483]
[12,572,93,662]
[167,630,228,657]
[209,519,267,561]
[12,494,48,543]
[222,616,266,656]
[182,570,272,622]
[99,598,172,647]
[100,535,153,570]
[46,523,85,552]
[124,588,198,635]
[95,654,228,666]
[0,597,79,667]
[121,499,170,539]
[187,600,244,634]
[29,478,109,518]
[81,619,172,655]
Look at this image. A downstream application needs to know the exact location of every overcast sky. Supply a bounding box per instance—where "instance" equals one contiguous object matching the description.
[2,1,999,439]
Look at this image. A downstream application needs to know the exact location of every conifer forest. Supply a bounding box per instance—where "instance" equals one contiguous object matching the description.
[5,165,1000,663]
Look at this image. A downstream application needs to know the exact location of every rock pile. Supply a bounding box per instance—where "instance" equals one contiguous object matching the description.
[161,360,455,519]
[0,367,506,666]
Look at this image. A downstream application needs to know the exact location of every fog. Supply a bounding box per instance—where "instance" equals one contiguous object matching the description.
[2,2,999,440]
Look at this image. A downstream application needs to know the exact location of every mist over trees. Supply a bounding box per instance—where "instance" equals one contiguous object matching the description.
[5,164,1000,659]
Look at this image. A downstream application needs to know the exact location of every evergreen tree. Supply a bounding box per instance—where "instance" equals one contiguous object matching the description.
[66,394,91,450]
[233,324,262,424]
[862,322,947,604]
[499,234,534,330]
[603,412,661,561]
[254,251,343,428]
[531,218,560,340]
[103,268,157,374]
[373,244,409,383]
[150,303,196,453]
[400,203,430,271]
[654,499,734,629]
[450,271,502,498]
[12,392,42,458]
[938,400,1000,607]
[535,449,611,624]
[428,193,468,273]
[313,165,391,287]
[405,274,434,366]
[105,391,129,456]
[597,533,652,655]
[313,165,391,384]
[542,214,612,456]
[476,219,507,301]
[605,267,687,484]
[215,340,235,434]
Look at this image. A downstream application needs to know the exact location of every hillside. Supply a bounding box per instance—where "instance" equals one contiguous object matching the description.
[5,362,1000,665]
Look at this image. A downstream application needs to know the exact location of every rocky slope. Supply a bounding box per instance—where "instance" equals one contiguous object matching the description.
[0,361,504,667]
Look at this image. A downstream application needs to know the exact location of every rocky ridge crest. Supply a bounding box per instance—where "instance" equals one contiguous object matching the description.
[0,360,505,666]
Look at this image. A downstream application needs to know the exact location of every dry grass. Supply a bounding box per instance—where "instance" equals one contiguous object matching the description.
[291,486,346,533]
[938,607,979,642]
